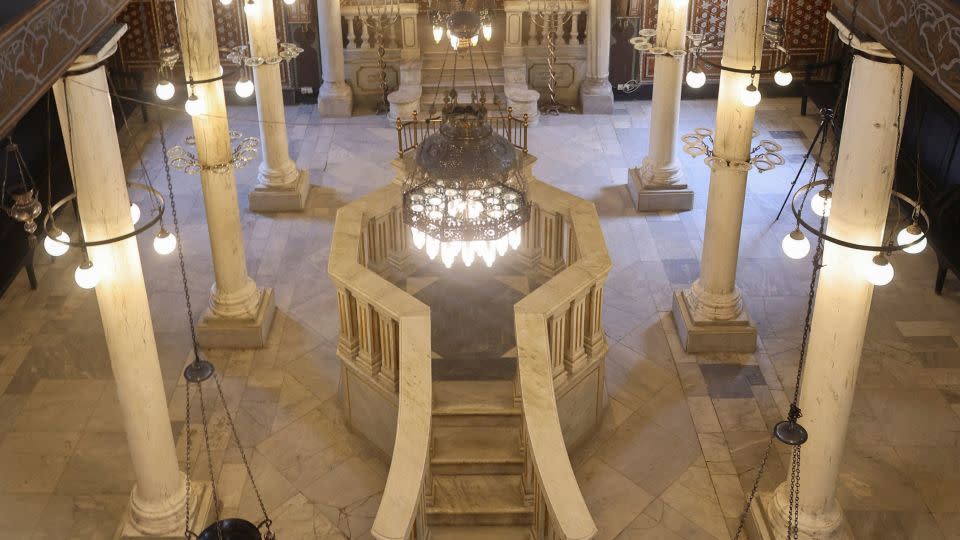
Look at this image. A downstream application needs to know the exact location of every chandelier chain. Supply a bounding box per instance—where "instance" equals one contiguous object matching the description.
[732,432,775,539]
[197,378,224,540]
[183,380,192,538]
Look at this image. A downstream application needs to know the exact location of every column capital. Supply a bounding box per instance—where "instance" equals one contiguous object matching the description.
[826,11,896,59]
[66,23,128,73]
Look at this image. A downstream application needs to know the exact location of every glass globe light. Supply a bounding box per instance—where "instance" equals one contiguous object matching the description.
[155,80,175,101]
[130,202,141,225]
[243,0,256,15]
[897,223,926,254]
[685,68,706,89]
[185,93,203,117]
[741,82,761,107]
[781,229,810,260]
[470,34,479,46]
[433,25,444,44]
[482,23,493,41]
[774,70,793,86]
[219,0,232,5]
[75,259,99,289]
[44,230,70,257]
[810,188,832,217]
[153,229,177,255]
[235,77,254,98]
[865,253,894,286]
[283,0,295,5]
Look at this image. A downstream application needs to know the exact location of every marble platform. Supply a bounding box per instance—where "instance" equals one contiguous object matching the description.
[0,98,958,539]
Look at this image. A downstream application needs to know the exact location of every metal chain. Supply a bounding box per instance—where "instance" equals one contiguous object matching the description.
[183,377,194,538]
[197,378,224,540]
[213,374,272,530]
[733,433,776,539]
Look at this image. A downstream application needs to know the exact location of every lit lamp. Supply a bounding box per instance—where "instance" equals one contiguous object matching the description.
[810,188,832,217]
[781,229,810,259]
[153,228,177,255]
[865,253,894,286]
[74,253,99,289]
[897,223,926,254]
[185,92,204,117]
[741,78,762,107]
[44,229,70,257]
[155,80,175,101]
[235,75,254,98]
[685,67,706,89]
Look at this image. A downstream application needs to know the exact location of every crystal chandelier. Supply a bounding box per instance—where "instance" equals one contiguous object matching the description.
[403,93,529,269]
[430,0,493,49]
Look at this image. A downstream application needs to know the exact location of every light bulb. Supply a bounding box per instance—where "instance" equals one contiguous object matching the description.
[130,203,141,225]
[155,80,175,101]
[411,227,425,250]
[461,243,475,266]
[235,77,254,98]
[508,227,522,250]
[897,223,926,254]
[219,0,232,5]
[450,35,460,49]
[865,254,894,286]
[185,93,203,117]
[433,25,444,44]
[243,0,256,15]
[441,242,459,268]
[74,259,99,289]
[741,82,761,107]
[153,229,177,255]
[685,69,706,89]
[426,235,440,260]
[810,189,832,217]
[470,34,479,46]
[44,230,70,257]
[496,236,508,256]
[483,23,493,41]
[774,70,793,86]
[781,229,810,260]
[483,246,497,267]
[282,0,294,4]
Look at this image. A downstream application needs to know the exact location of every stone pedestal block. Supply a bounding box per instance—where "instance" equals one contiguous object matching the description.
[249,169,310,212]
[197,288,277,349]
[627,167,693,212]
[671,290,757,353]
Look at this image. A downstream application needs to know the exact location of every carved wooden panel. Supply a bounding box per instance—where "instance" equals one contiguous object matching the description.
[612,0,833,89]
[114,0,307,88]
[833,0,960,113]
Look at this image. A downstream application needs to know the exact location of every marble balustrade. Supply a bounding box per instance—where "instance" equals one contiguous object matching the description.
[328,182,432,540]
[514,178,611,540]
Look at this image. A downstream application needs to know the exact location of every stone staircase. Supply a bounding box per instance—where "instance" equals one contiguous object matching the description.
[428,379,532,539]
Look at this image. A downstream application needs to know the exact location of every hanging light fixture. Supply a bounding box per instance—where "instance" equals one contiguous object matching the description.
[1,139,43,236]
[430,0,492,50]
[685,66,706,89]
[865,253,894,286]
[781,229,810,260]
[156,122,277,540]
[810,188,832,217]
[243,0,257,15]
[74,252,99,289]
[741,77,762,107]
[403,92,529,269]
[235,73,255,98]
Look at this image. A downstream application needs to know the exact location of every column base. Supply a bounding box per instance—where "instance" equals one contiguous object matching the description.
[580,78,614,114]
[248,169,311,212]
[671,290,757,353]
[116,480,214,540]
[753,487,853,540]
[627,167,693,212]
[197,287,277,349]
[318,82,353,117]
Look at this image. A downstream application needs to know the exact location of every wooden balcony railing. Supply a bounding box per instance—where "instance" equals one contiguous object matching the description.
[395,109,529,158]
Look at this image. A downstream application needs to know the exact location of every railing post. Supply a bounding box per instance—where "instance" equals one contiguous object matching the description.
[516,203,541,269]
[356,300,382,376]
[565,294,589,373]
[538,211,566,276]
[548,311,567,380]
[377,312,399,391]
[584,283,605,357]
[345,15,357,49]
[337,287,360,361]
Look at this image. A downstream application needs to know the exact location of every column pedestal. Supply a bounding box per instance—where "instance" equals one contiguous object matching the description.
[627,163,693,212]
[752,485,852,540]
[197,287,277,349]
[580,77,614,114]
[672,290,756,353]
[249,168,311,212]
[319,82,354,117]
[118,475,215,539]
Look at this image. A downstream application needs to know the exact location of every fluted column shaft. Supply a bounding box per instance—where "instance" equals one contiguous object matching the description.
[317,0,353,116]
[580,0,614,113]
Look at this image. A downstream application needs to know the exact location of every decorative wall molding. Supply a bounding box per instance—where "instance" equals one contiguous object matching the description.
[834,0,960,113]
[0,0,129,136]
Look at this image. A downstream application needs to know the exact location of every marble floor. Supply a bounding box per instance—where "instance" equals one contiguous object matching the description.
[0,96,959,539]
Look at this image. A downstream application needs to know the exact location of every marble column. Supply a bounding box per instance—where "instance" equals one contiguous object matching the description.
[760,16,912,540]
[318,0,353,117]
[52,25,212,539]
[627,0,693,212]
[245,0,310,212]
[670,0,764,353]
[175,0,276,348]
[580,0,614,114]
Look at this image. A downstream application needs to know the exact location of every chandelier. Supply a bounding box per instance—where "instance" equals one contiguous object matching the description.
[403,92,529,268]
[429,0,493,48]
[681,127,785,173]
[684,13,794,104]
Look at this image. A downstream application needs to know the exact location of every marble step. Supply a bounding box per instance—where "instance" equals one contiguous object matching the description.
[430,525,532,540]
[427,475,532,526]
[433,380,520,426]
[432,425,523,475]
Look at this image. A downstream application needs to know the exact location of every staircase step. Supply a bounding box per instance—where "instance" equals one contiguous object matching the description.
[428,475,532,526]
[433,380,520,425]
[431,525,532,540]
[432,425,523,475]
